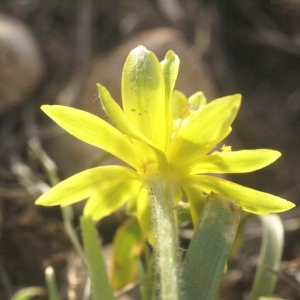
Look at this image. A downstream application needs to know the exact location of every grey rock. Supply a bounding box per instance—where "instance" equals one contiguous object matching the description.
[0,14,44,115]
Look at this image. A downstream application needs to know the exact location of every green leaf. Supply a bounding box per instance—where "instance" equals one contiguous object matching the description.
[183,175,295,214]
[182,193,242,300]
[41,105,142,171]
[12,287,45,300]
[249,214,284,300]
[110,218,145,290]
[122,46,166,150]
[135,257,151,300]
[80,215,115,300]
[45,266,60,300]
[188,149,281,175]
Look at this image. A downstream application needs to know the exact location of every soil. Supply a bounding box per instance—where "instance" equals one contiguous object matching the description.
[0,1,300,299]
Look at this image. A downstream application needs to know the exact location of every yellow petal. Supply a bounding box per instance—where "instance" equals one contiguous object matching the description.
[172,90,188,122]
[41,105,142,171]
[188,91,207,112]
[170,94,241,170]
[83,179,141,220]
[161,50,180,105]
[183,186,206,227]
[126,188,141,216]
[122,46,166,150]
[97,83,167,170]
[98,83,159,150]
[35,166,139,206]
[188,149,281,175]
[182,175,295,214]
[161,51,180,144]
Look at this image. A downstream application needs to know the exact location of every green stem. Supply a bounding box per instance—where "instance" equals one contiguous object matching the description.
[148,177,180,300]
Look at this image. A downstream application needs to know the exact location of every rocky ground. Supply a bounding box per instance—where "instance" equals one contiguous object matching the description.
[0,1,300,299]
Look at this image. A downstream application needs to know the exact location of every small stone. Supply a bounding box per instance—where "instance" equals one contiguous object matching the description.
[0,14,44,116]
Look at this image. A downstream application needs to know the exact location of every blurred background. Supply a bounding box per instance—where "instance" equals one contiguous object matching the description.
[0,0,299,299]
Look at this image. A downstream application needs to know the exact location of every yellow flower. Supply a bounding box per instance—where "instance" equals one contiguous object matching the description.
[35,46,294,234]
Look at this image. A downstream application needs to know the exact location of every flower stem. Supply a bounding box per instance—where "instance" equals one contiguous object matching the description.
[149,177,180,300]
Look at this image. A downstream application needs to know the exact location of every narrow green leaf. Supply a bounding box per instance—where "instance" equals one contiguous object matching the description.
[45,266,60,300]
[12,287,45,300]
[80,215,115,300]
[249,214,284,300]
[135,257,151,300]
[182,192,242,300]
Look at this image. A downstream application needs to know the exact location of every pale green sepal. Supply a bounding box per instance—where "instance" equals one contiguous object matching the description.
[188,91,207,112]
[183,186,206,227]
[83,179,141,220]
[41,105,141,171]
[171,94,241,170]
[35,166,139,206]
[122,46,166,150]
[183,175,295,214]
[249,214,283,300]
[97,83,162,151]
[110,217,145,290]
[80,215,116,300]
[182,193,242,300]
[189,149,281,175]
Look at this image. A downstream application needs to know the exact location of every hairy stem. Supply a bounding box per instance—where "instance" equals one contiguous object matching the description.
[149,177,180,300]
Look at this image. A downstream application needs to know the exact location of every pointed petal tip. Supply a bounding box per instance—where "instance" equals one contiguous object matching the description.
[97,83,109,104]
[265,201,296,214]
[41,104,50,112]
[131,45,149,55]
[35,197,55,207]
[284,201,296,211]
[164,49,179,60]
[233,93,242,104]
[166,49,175,57]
